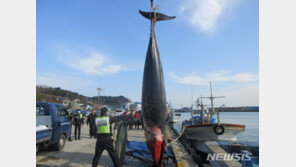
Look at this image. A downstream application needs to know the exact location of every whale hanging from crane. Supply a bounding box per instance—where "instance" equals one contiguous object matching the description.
[140,9,175,166]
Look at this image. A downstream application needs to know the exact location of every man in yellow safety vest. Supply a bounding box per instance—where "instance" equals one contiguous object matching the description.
[92,107,123,167]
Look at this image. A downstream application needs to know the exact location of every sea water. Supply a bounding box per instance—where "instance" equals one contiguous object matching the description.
[172,112,259,146]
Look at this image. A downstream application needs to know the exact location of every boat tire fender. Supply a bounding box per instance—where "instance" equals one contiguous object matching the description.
[213,124,225,135]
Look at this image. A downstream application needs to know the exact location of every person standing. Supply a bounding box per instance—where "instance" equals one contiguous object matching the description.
[87,109,97,138]
[92,107,123,167]
[66,107,73,141]
[128,110,134,130]
[134,110,140,129]
[74,109,84,140]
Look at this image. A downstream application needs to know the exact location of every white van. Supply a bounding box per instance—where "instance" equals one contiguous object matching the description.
[115,109,125,116]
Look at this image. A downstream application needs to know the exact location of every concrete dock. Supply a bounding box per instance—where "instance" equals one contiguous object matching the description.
[37,125,146,167]
[170,124,245,167]
[167,126,198,167]
[36,125,196,167]
[203,141,242,167]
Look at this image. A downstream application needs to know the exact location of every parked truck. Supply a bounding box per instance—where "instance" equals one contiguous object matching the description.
[36,102,72,152]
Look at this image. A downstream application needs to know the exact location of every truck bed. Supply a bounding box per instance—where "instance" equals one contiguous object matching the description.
[36,126,52,144]
[36,115,52,144]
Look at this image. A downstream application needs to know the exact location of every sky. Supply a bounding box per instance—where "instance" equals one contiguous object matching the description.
[36,0,259,108]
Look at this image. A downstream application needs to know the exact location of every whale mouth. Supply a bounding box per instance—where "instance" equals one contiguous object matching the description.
[146,126,165,166]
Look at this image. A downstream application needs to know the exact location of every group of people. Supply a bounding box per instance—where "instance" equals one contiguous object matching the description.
[66,107,143,167]
[128,110,143,130]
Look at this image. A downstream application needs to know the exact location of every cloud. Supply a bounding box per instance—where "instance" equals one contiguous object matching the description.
[169,72,207,85]
[58,47,124,75]
[169,70,258,85]
[167,83,258,108]
[179,6,186,14]
[220,83,259,107]
[179,0,239,32]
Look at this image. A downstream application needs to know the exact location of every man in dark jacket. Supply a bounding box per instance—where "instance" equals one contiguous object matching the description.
[87,109,97,138]
[74,109,84,140]
[66,108,73,141]
[128,110,134,130]
[92,107,123,167]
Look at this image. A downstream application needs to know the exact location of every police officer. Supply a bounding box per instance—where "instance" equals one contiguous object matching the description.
[66,107,73,141]
[74,109,84,140]
[92,107,123,167]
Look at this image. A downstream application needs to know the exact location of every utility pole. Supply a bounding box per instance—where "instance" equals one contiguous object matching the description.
[97,87,104,107]
[85,96,88,106]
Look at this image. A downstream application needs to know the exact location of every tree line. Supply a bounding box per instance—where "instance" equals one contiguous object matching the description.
[36,85,130,108]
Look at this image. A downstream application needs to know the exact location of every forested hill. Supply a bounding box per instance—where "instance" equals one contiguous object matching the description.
[36,85,131,108]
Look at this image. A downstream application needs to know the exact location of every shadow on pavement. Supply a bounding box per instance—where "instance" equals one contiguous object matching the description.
[37,151,117,167]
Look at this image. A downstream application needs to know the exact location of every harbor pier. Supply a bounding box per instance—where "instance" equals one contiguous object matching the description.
[169,124,249,167]
[36,124,196,167]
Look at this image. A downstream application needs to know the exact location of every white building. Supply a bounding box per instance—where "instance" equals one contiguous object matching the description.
[123,102,141,111]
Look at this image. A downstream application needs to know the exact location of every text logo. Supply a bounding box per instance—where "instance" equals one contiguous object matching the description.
[207,153,251,161]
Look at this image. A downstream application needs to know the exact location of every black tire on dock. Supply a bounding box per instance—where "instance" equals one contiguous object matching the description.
[53,134,66,151]
[189,147,197,156]
[213,124,225,135]
[193,154,203,165]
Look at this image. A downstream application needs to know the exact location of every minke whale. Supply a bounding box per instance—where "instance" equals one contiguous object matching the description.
[140,9,175,166]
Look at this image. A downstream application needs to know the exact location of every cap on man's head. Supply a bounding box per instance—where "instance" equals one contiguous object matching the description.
[100,107,108,116]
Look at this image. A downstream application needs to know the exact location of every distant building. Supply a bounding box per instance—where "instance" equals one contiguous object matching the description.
[124,102,133,110]
[131,102,141,111]
[59,98,70,107]
[123,102,142,111]
[69,99,81,109]
[217,106,259,112]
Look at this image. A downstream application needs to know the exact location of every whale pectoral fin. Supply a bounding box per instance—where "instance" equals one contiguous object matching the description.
[139,10,176,21]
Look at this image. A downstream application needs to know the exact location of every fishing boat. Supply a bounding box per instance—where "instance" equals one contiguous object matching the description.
[182,82,245,142]
[169,109,181,123]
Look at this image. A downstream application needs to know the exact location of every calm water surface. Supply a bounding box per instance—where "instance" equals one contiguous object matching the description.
[172,112,259,146]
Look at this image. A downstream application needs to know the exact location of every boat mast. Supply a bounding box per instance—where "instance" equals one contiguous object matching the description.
[191,82,194,109]
[200,82,225,125]
[199,95,204,123]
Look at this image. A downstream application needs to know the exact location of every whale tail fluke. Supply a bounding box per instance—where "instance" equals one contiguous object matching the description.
[139,10,175,22]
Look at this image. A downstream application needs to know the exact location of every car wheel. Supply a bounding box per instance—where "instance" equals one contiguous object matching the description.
[54,134,66,151]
